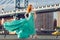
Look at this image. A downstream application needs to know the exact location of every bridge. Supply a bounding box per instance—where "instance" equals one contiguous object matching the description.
[0,0,60,17]
[0,3,60,16]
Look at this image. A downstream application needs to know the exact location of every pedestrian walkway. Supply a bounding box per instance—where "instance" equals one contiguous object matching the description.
[0,35,60,40]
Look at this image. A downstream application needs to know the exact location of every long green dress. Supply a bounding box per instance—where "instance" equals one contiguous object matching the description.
[3,12,36,38]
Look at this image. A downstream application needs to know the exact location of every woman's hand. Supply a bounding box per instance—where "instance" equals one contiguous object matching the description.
[34,12,37,20]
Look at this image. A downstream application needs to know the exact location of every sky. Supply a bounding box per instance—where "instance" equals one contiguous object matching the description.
[0,0,60,19]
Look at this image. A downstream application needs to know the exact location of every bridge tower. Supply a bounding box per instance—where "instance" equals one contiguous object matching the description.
[15,0,28,10]
[24,0,28,8]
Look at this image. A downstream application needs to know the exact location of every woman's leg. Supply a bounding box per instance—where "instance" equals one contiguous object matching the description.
[32,34,38,39]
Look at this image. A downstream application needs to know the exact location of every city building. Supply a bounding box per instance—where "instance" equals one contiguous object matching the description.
[57,11,60,27]
[35,12,54,31]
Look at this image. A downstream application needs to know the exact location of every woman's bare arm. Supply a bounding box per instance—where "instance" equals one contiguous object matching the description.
[34,12,37,20]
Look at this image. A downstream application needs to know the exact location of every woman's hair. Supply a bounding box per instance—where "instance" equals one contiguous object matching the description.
[27,4,32,13]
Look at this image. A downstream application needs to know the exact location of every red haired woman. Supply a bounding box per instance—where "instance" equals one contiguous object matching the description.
[3,4,37,39]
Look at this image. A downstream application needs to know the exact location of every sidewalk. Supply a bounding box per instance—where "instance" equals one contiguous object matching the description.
[0,35,60,40]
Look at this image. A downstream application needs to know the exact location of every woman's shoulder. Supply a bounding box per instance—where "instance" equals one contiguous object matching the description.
[29,11,34,15]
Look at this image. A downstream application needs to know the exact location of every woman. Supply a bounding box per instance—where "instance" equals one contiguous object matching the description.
[3,4,37,39]
[26,4,37,20]
[26,4,37,39]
